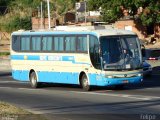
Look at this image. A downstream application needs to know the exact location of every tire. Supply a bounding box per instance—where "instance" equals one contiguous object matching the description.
[30,72,40,88]
[81,74,91,91]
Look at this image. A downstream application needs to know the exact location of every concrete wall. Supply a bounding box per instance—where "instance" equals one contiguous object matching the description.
[32,17,56,30]
[115,19,147,40]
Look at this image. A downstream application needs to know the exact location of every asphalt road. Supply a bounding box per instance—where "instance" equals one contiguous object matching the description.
[0,70,160,120]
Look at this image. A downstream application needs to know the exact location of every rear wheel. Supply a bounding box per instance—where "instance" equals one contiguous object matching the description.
[81,74,91,91]
[30,72,40,88]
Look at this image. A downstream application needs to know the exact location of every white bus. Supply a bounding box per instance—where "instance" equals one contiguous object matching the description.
[11,26,143,91]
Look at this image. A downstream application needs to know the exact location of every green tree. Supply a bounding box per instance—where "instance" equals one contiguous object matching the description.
[88,0,160,26]
[0,0,77,32]
[139,0,160,26]
[0,0,41,32]
[0,0,11,6]
[50,0,76,22]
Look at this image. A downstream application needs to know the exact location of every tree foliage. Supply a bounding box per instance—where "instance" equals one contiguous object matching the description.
[0,0,42,32]
[50,0,76,19]
[1,0,159,33]
[0,0,11,6]
[0,0,77,32]
[88,0,160,26]
[2,16,31,32]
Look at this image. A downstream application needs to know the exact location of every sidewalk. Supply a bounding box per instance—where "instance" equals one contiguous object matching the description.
[0,57,11,72]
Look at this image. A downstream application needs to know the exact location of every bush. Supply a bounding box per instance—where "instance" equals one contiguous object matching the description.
[3,16,32,32]
[0,52,10,56]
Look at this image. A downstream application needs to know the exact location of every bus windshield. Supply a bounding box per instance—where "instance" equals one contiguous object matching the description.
[100,35,142,71]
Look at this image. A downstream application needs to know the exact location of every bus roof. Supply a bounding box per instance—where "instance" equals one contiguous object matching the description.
[12,26,136,37]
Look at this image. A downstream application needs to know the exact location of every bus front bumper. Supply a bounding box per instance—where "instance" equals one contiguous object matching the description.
[89,74,143,86]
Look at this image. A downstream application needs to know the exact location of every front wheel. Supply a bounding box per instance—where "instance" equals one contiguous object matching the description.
[81,74,91,91]
[30,72,40,88]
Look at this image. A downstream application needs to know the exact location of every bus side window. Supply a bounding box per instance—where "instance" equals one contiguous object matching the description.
[77,36,87,52]
[54,36,64,52]
[65,36,76,52]
[21,36,30,51]
[12,36,20,51]
[89,35,101,69]
[31,36,41,51]
[42,36,52,51]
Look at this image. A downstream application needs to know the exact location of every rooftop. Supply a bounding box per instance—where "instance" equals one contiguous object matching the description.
[13,25,136,36]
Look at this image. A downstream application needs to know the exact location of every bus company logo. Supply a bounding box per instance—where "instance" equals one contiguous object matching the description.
[40,56,47,61]
[48,56,61,61]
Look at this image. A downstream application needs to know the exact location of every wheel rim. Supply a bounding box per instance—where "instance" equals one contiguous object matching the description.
[83,77,88,88]
[31,74,37,86]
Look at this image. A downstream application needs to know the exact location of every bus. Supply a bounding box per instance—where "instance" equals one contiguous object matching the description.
[11,26,143,91]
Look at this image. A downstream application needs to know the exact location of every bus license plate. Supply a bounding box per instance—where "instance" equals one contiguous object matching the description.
[122,80,129,84]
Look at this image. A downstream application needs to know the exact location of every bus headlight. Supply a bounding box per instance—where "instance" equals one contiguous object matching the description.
[138,74,142,77]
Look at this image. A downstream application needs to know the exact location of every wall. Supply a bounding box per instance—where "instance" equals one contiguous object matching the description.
[32,17,56,30]
[115,19,147,40]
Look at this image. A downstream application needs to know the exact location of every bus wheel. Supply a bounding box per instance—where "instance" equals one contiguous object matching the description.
[81,74,91,91]
[30,72,40,88]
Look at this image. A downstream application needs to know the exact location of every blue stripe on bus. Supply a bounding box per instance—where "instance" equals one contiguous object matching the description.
[12,70,80,84]
[11,55,24,60]
[11,55,90,65]
[11,55,39,60]
[62,56,74,62]
[12,70,142,86]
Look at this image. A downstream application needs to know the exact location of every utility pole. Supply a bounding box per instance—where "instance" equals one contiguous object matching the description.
[75,3,78,23]
[84,0,87,24]
[47,0,51,30]
[40,2,43,29]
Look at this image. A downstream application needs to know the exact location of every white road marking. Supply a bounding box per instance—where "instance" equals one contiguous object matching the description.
[0,81,28,83]
[71,91,160,101]
[0,86,160,101]
[17,88,36,91]
[0,87,12,89]
[145,88,153,90]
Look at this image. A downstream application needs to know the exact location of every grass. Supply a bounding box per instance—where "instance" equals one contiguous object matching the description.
[0,52,10,56]
[0,101,30,114]
[0,101,48,120]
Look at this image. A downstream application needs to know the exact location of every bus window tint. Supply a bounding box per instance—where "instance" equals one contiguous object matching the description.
[12,36,20,51]
[77,36,87,52]
[54,37,64,51]
[65,36,76,52]
[42,36,52,51]
[32,37,41,51]
[21,36,30,51]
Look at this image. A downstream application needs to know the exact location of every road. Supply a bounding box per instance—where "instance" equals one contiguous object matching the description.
[0,70,160,120]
